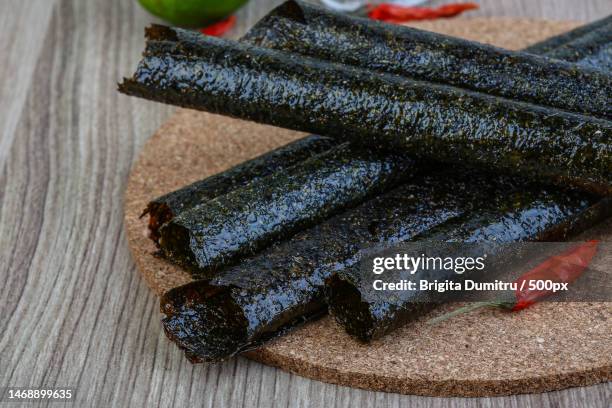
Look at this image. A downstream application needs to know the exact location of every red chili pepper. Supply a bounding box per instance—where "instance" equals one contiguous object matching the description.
[511,240,598,311]
[428,240,599,325]
[368,3,479,24]
[200,15,237,37]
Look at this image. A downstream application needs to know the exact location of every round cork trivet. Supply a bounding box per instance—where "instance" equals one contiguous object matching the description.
[124,17,612,397]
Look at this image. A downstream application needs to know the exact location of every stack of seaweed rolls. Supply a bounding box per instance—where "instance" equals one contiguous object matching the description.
[120,1,612,362]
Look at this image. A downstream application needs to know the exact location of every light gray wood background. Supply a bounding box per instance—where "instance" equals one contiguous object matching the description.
[0,0,610,407]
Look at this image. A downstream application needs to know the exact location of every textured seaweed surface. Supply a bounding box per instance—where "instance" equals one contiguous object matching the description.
[143,135,336,242]
[536,17,612,70]
[322,19,612,342]
[119,32,612,195]
[145,2,612,120]
[160,168,532,362]
[524,15,612,55]
[326,192,611,342]
[142,15,612,245]
[158,143,419,274]
[578,43,612,72]
[156,22,612,361]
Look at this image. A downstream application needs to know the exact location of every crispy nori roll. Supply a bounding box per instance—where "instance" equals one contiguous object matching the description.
[142,15,611,243]
[246,2,612,119]
[325,194,611,342]
[141,3,612,120]
[160,168,531,362]
[158,27,612,360]
[158,143,419,274]
[143,135,336,242]
[119,33,612,196]
[524,15,612,55]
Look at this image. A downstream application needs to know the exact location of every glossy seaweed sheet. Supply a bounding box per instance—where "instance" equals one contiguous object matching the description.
[158,143,419,275]
[142,14,612,243]
[142,2,612,121]
[325,194,611,342]
[540,19,612,71]
[157,28,612,360]
[119,33,612,196]
[160,168,536,362]
[524,15,612,55]
[143,135,336,242]
[246,2,612,119]
[321,21,612,342]
[141,16,612,244]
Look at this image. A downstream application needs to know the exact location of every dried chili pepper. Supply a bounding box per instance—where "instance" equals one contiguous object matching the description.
[428,240,600,324]
[200,15,236,37]
[367,3,479,24]
[511,240,599,311]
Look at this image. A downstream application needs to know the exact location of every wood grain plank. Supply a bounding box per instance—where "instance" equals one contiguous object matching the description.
[0,0,57,166]
[0,0,610,407]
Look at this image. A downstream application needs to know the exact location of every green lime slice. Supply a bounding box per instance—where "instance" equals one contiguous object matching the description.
[138,0,248,28]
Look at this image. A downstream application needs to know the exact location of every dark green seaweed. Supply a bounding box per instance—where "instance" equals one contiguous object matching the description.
[325,195,611,342]
[246,2,612,119]
[321,22,612,342]
[160,168,534,362]
[142,14,611,246]
[142,2,612,120]
[143,135,336,242]
[158,143,420,274]
[159,27,612,359]
[577,43,612,72]
[544,22,612,71]
[119,33,612,196]
[524,15,612,55]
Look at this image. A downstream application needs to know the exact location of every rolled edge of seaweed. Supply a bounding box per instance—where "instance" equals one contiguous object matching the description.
[145,24,180,42]
[160,278,328,362]
[539,19,612,63]
[324,273,376,342]
[240,0,307,44]
[326,272,434,342]
[141,202,173,243]
[160,281,249,362]
[139,135,337,245]
[156,221,203,273]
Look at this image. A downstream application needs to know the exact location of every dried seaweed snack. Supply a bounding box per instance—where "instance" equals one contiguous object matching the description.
[120,34,612,195]
[143,135,336,242]
[239,1,612,120]
[142,15,611,243]
[160,168,530,362]
[158,31,612,361]
[144,12,612,74]
[142,10,612,120]
[158,143,419,274]
[542,19,612,71]
[524,15,612,55]
[326,191,611,342]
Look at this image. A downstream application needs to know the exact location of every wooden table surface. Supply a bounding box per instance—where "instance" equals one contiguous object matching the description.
[0,0,610,407]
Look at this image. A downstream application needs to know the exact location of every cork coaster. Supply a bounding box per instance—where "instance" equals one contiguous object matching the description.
[124,17,612,397]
